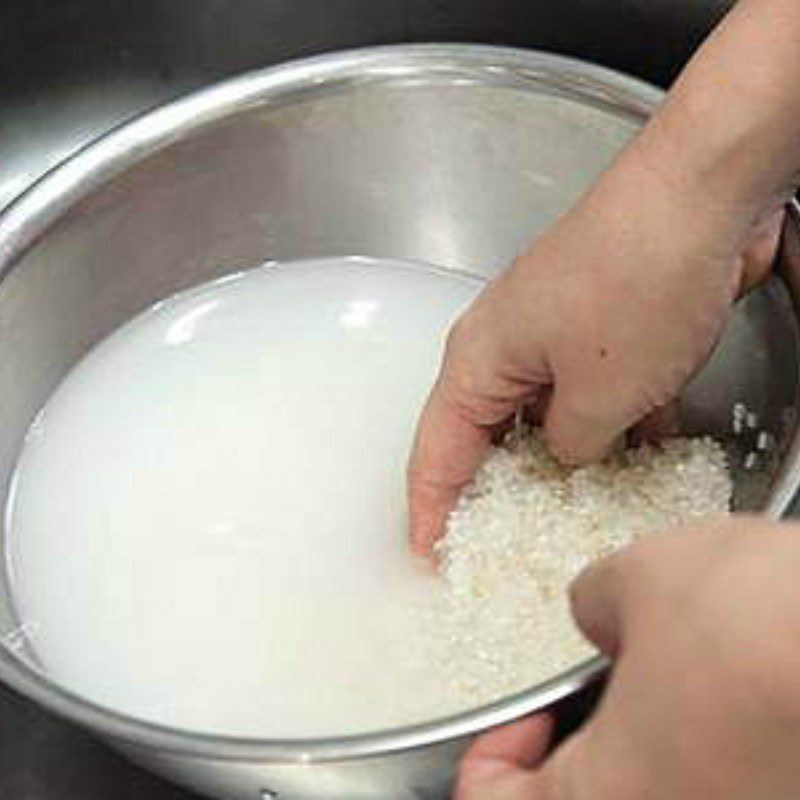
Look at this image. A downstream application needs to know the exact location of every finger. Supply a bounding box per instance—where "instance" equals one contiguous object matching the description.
[627,400,681,447]
[407,386,493,556]
[456,765,539,800]
[467,714,554,770]
[523,386,554,427]
[569,551,630,656]
[541,386,629,465]
[456,720,595,800]
[455,715,554,800]
[738,207,783,295]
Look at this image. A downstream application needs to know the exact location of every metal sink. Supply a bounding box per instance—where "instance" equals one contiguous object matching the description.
[0,1,731,797]
[1,0,731,212]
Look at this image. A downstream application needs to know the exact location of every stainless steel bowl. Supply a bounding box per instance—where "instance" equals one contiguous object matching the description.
[0,44,798,800]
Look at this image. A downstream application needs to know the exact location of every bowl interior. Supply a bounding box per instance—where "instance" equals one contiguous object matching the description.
[0,48,797,746]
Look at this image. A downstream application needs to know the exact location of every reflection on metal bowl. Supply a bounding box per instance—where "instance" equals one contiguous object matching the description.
[0,45,797,800]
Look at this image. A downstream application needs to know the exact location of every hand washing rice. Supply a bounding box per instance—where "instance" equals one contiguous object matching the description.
[419,430,731,715]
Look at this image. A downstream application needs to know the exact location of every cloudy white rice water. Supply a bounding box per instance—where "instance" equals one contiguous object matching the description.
[4,258,731,737]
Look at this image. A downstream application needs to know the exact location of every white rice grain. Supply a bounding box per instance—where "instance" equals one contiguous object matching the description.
[418,430,731,715]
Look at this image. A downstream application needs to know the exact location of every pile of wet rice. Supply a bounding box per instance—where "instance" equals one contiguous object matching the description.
[421,431,731,712]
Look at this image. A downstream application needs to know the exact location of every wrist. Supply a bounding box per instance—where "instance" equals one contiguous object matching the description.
[625,0,800,233]
[633,103,794,233]
[562,137,766,295]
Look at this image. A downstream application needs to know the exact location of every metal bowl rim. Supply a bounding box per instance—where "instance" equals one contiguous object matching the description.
[0,42,661,269]
[0,43,709,762]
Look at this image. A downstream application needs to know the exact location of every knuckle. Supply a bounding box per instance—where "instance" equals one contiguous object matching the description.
[444,311,480,357]
[438,366,483,421]
[600,535,672,603]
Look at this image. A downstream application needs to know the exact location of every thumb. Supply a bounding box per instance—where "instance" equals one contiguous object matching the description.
[456,715,595,800]
[569,548,630,656]
[455,715,553,800]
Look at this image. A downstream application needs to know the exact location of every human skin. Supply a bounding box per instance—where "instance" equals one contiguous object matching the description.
[406,0,800,796]
[407,0,798,557]
[456,518,800,800]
